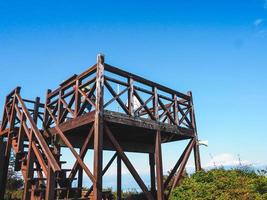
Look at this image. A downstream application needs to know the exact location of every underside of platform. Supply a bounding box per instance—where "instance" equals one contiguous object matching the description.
[48,110,194,153]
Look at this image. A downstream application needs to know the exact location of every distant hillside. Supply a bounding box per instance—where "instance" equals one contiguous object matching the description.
[170,167,267,200]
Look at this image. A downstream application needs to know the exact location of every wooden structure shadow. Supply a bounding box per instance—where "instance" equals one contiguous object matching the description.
[0,54,201,200]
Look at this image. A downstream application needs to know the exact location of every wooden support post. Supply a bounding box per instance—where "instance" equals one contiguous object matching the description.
[0,87,20,199]
[117,156,122,200]
[0,137,6,199]
[149,153,156,197]
[188,91,201,171]
[155,130,164,200]
[45,164,56,200]
[23,130,35,200]
[78,148,83,197]
[93,54,104,200]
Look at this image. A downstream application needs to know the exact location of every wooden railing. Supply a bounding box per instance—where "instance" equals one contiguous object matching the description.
[43,62,195,130]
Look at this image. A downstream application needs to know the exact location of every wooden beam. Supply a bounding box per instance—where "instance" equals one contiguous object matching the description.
[164,139,194,189]
[47,108,95,182]
[85,152,118,197]
[68,126,94,182]
[171,139,195,190]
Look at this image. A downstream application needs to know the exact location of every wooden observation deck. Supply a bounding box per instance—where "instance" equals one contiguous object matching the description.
[0,54,201,200]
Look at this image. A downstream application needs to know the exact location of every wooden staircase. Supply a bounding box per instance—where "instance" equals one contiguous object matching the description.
[0,87,90,200]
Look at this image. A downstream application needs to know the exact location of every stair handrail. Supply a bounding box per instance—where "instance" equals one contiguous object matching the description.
[8,88,61,173]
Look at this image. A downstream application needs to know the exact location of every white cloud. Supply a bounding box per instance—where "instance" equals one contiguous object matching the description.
[204,153,251,168]
[265,0,267,9]
[254,18,264,27]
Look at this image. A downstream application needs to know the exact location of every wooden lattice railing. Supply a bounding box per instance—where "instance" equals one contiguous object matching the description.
[44,62,196,130]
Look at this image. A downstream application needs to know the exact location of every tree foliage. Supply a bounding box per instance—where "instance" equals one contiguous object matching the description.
[170,168,267,200]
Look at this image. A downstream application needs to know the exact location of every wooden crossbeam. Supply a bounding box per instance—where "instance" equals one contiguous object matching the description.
[68,126,94,182]
[46,108,96,183]
[85,152,118,197]
[133,90,155,119]
[104,86,129,108]
[104,79,130,115]
[78,82,96,116]
[164,139,194,189]
[158,98,176,125]
[104,123,153,200]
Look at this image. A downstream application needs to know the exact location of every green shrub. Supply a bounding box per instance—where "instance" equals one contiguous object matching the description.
[170,168,267,200]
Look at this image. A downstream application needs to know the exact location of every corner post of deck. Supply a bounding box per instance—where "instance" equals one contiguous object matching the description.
[188,91,201,171]
[153,86,164,200]
[93,53,105,200]
[149,153,156,197]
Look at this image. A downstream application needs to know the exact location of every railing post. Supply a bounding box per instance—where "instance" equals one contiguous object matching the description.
[188,91,201,171]
[93,53,104,200]
[173,94,179,125]
[75,79,81,117]
[33,97,40,123]
[43,89,52,129]
[57,90,63,124]
[153,87,158,121]
[128,77,134,116]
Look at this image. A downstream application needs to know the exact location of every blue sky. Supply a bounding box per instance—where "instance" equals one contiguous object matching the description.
[1,0,267,189]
